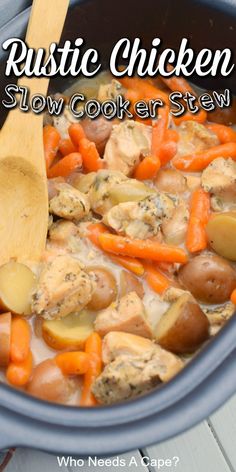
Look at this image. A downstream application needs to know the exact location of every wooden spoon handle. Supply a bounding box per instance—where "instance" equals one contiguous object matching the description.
[18,0,70,97]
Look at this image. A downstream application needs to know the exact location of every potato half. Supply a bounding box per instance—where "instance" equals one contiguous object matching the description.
[206,212,236,261]
[155,293,209,354]
[42,310,95,350]
[0,262,36,315]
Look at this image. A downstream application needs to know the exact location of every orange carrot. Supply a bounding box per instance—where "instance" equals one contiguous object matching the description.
[43,125,61,171]
[151,106,169,157]
[59,138,77,156]
[144,262,170,294]
[10,317,30,364]
[80,333,102,407]
[230,289,236,305]
[98,233,188,264]
[68,123,86,148]
[47,152,82,178]
[173,109,207,126]
[55,352,90,376]
[206,123,236,144]
[87,223,144,276]
[134,155,161,180]
[6,351,33,387]
[120,77,169,103]
[160,65,195,94]
[159,141,177,166]
[110,254,144,276]
[186,189,210,253]
[79,138,103,172]
[165,128,179,142]
[173,142,236,171]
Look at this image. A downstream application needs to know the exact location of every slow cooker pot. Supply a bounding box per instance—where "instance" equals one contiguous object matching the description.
[0,0,236,456]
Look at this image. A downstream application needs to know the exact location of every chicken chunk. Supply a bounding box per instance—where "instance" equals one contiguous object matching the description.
[52,106,77,139]
[31,255,94,320]
[177,121,219,156]
[49,220,78,243]
[95,292,153,338]
[92,348,183,404]
[203,302,235,326]
[162,200,189,245]
[102,331,157,364]
[103,193,175,239]
[89,169,128,215]
[97,79,123,102]
[103,121,151,176]
[201,158,236,207]
[49,183,90,220]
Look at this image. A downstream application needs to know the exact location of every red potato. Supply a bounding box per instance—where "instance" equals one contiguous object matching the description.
[0,312,11,367]
[27,359,76,404]
[81,117,113,155]
[155,293,209,354]
[178,255,236,304]
[154,168,187,194]
[86,267,117,311]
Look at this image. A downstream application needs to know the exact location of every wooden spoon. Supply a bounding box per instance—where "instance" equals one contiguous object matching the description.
[0,0,69,265]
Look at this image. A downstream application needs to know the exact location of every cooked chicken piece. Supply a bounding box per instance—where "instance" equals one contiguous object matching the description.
[103,120,151,176]
[186,174,201,191]
[89,169,128,215]
[52,106,77,139]
[201,158,236,206]
[162,200,189,245]
[177,121,219,156]
[92,348,183,404]
[103,193,175,239]
[162,286,189,303]
[31,255,94,320]
[97,79,123,102]
[49,220,78,243]
[102,331,157,364]
[203,302,235,326]
[49,183,90,220]
[95,292,153,338]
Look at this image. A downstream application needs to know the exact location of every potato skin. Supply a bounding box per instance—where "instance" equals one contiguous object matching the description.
[86,267,117,311]
[178,255,236,303]
[81,117,112,155]
[154,169,187,194]
[156,296,209,354]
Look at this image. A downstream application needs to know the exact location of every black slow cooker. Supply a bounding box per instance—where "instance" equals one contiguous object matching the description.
[0,0,236,456]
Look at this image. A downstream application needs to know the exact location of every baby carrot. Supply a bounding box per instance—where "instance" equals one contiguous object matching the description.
[173,142,236,171]
[59,138,77,156]
[164,129,179,142]
[80,333,102,407]
[98,233,188,264]
[43,125,61,171]
[206,123,236,144]
[159,141,177,166]
[173,109,207,126]
[68,123,86,148]
[47,152,82,178]
[55,352,89,376]
[230,289,236,305]
[79,138,104,172]
[144,262,170,294]
[10,317,31,364]
[120,77,169,103]
[151,106,169,157]
[134,155,161,180]
[160,65,207,125]
[6,351,33,387]
[186,189,210,253]
[87,223,144,276]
